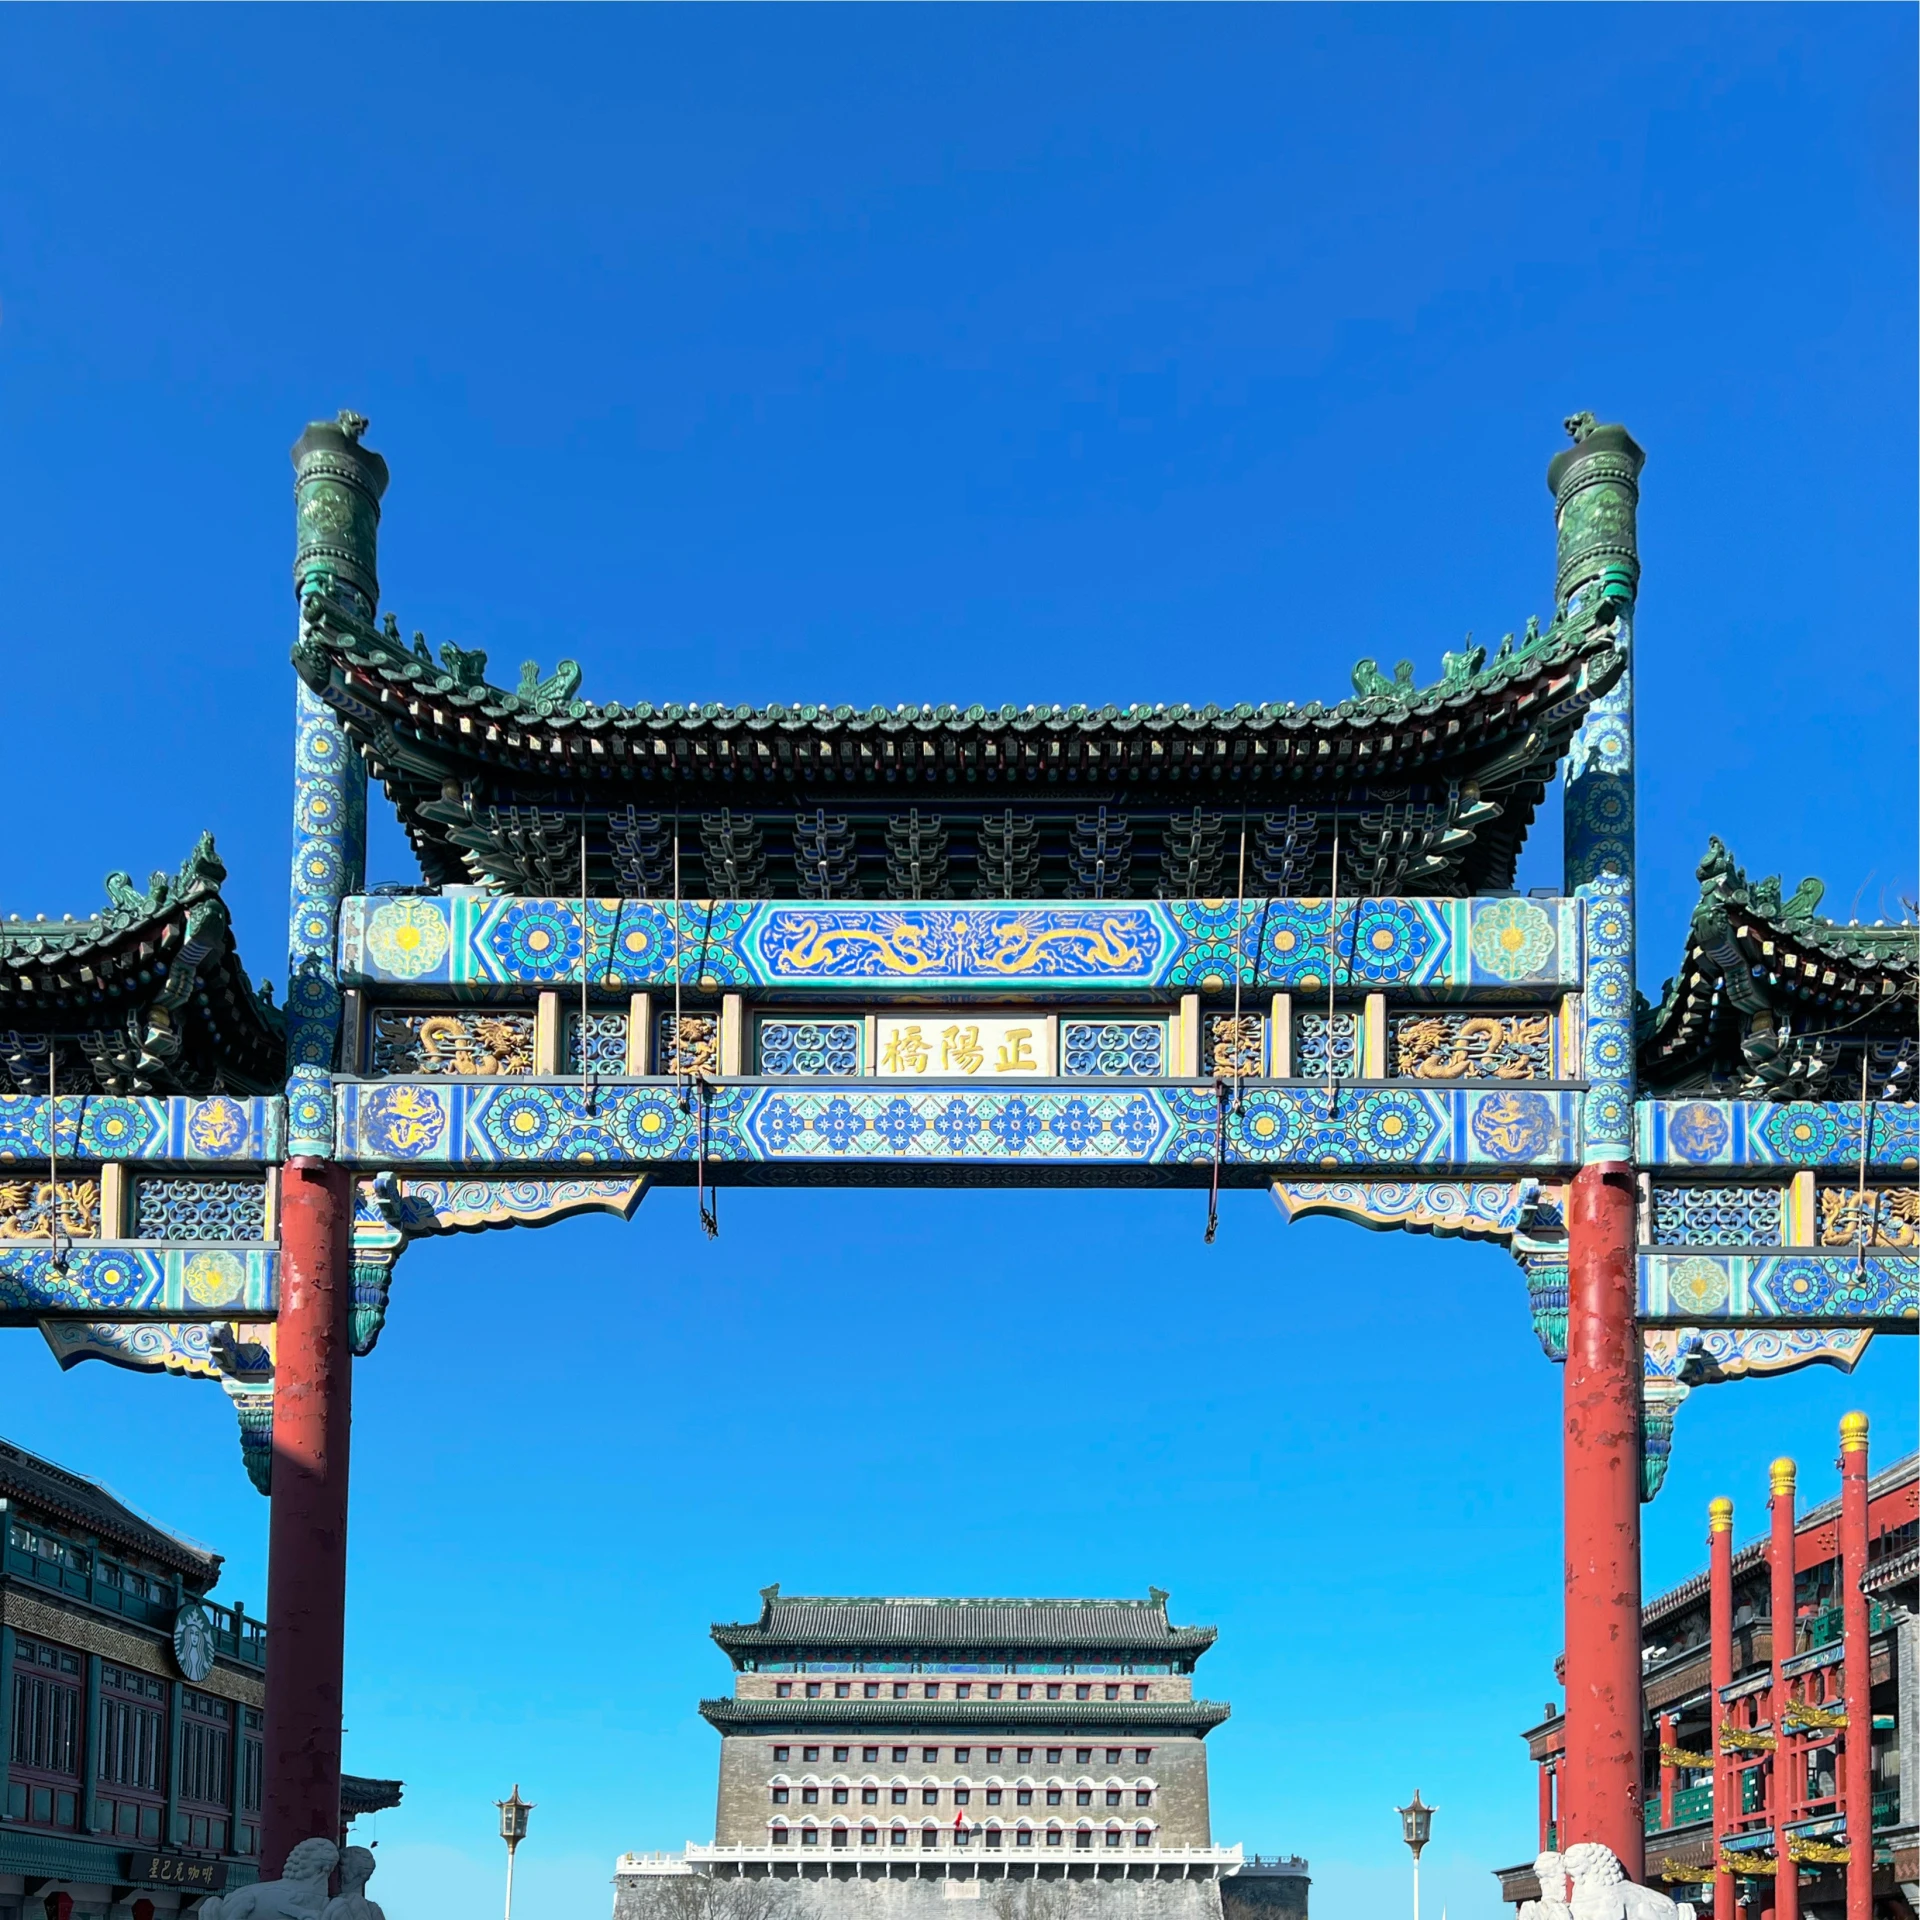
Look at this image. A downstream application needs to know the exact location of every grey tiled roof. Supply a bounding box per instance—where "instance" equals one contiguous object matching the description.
[700,1699,1230,1737]
[713,1591,1216,1655]
[341,1774,405,1817]
[0,1436,220,1585]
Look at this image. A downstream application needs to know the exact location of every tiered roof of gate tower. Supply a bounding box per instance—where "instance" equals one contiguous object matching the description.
[677,1587,1251,1884]
[713,1587,1218,1660]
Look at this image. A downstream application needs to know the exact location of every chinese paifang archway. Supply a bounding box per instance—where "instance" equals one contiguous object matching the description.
[0,414,1912,1898]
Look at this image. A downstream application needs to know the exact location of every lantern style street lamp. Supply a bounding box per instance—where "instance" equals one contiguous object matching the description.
[497,1784,535,1920]
[1396,1790,1435,1920]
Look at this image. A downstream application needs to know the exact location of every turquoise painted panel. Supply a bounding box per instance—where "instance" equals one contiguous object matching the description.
[334,1079,1583,1173]
[1636,1099,1919,1171]
[338,895,1583,995]
[1640,1251,1916,1325]
[0,1245,276,1320]
[0,1096,282,1164]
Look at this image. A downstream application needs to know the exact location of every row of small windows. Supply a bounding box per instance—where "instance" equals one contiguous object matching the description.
[771,1746,1153,1765]
[777,1681,1153,1702]
[750,1663,1179,1677]
[767,1822,1160,1850]
[774,1786,1155,1809]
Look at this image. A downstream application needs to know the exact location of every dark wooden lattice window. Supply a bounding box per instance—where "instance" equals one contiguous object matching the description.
[8,1637,81,1828]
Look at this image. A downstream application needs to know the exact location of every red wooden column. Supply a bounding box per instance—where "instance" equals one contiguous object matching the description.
[1839,1413,1870,1920]
[1539,1759,1555,1852]
[261,1159,355,1878]
[1563,1161,1644,1876]
[1657,1712,1676,1833]
[1769,1458,1799,1920]
[1710,1495,1736,1920]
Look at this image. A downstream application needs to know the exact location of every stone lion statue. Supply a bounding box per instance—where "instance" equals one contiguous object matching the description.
[1518,1851,1573,1920]
[321,1844,387,1919]
[201,1837,338,1919]
[1564,1843,1696,1920]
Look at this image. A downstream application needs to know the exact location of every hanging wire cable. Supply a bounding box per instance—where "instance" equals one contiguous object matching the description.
[694,896,721,1238]
[1204,816,1252,1247]
[1854,1049,1872,1279]
[579,803,595,1115]
[1203,1080,1228,1247]
[697,1075,720,1240]
[1326,818,1342,1118]
[47,1043,69,1275]
[672,811,687,1112]
[1230,809,1250,1109]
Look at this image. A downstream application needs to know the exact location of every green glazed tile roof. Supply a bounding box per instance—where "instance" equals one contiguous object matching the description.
[1640,837,1919,1101]
[0,834,283,1097]
[294,596,1625,898]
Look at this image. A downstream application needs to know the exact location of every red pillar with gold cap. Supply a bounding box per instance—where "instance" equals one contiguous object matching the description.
[1769,1458,1799,1920]
[1839,1413,1871,1920]
[1711,1495,1736,1920]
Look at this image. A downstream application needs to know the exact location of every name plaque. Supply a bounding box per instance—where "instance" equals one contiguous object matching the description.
[129,1852,230,1890]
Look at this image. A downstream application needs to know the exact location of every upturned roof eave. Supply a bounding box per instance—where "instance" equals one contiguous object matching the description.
[0,834,284,1096]
[295,596,1625,766]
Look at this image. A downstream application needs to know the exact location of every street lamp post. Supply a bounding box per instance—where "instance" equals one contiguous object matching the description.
[1397,1790,1435,1920]
[497,1784,534,1920]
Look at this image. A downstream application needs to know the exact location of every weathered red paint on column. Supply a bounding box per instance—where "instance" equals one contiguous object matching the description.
[1563,1161,1644,1878]
[1839,1413,1870,1920]
[1769,1459,1799,1920]
[1710,1496,1735,1920]
[261,1158,354,1879]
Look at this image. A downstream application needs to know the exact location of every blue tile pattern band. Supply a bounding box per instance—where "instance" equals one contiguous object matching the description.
[287,680,366,1154]
[339,894,1584,995]
[334,1079,1583,1174]
[1565,640,1635,1163]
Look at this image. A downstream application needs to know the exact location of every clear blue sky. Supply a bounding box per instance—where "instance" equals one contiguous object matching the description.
[1,9,1914,1918]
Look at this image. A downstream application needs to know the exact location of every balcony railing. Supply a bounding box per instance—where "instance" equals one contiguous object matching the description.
[1804,1602,1892,1649]
[3,1520,264,1666]
[1648,1784,1716,1832]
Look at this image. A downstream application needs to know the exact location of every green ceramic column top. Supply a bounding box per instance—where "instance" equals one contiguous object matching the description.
[1547,412,1645,617]
[291,410,389,619]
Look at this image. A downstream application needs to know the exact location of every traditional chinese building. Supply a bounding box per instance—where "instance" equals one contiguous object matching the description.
[704,1589,1225,1855]
[613,1590,1308,1920]
[0,1436,398,1920]
[3,408,1915,1896]
[1498,1421,1918,1918]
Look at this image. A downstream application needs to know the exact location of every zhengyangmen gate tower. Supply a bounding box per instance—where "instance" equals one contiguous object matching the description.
[0,414,1910,1907]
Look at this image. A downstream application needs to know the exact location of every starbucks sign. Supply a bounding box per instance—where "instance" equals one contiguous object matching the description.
[172,1603,215,1682]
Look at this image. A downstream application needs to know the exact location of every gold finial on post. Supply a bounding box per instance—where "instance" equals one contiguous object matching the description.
[1708,1496,1734,1533]
[1839,1411,1870,1454]
[1770,1457,1797,1498]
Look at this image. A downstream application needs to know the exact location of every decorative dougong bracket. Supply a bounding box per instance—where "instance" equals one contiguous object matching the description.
[39,1175,651,1495]
[1270,1180,1885,1500]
